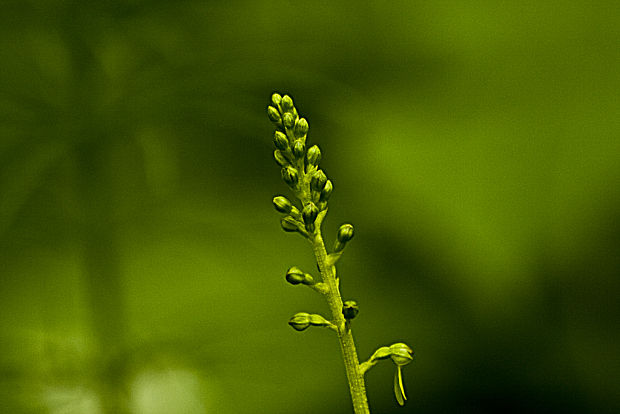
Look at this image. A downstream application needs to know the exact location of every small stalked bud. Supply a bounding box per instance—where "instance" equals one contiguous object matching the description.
[271,93,282,107]
[311,170,328,192]
[293,117,309,139]
[337,224,355,243]
[320,180,333,202]
[274,150,289,167]
[389,343,414,366]
[285,266,305,285]
[288,312,311,331]
[281,166,298,187]
[342,300,359,320]
[273,196,293,214]
[371,346,393,362]
[273,131,289,151]
[281,95,294,112]
[283,112,296,129]
[280,216,300,232]
[334,223,354,253]
[306,145,321,166]
[293,140,305,160]
[302,202,319,233]
[267,106,281,123]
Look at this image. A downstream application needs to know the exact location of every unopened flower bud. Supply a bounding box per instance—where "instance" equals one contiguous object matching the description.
[273,131,289,151]
[306,145,321,166]
[281,166,298,187]
[274,150,289,167]
[273,196,293,214]
[293,140,305,159]
[311,170,328,192]
[301,273,315,285]
[294,118,309,138]
[280,216,300,232]
[342,300,359,320]
[267,106,281,123]
[288,312,311,331]
[337,224,354,243]
[281,95,294,112]
[283,112,295,129]
[320,180,333,202]
[271,93,282,106]
[389,343,414,366]
[302,202,319,232]
[285,266,305,285]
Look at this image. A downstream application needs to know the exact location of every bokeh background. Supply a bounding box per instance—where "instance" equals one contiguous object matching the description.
[1,1,619,413]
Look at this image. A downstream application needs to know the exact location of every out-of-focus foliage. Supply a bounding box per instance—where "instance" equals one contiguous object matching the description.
[1,1,619,413]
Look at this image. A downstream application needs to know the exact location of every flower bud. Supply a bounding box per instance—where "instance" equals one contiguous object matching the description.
[274,150,289,167]
[342,300,359,320]
[302,202,319,232]
[311,170,328,192]
[288,312,311,331]
[293,118,309,138]
[319,180,333,202]
[271,93,282,106]
[280,216,300,232]
[389,343,414,366]
[281,166,298,187]
[337,224,354,243]
[267,106,281,123]
[281,95,294,112]
[283,112,295,129]
[273,131,289,151]
[273,196,293,214]
[306,145,321,166]
[285,266,305,285]
[293,140,305,160]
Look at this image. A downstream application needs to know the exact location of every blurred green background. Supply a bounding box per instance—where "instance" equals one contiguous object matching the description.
[1,1,619,413]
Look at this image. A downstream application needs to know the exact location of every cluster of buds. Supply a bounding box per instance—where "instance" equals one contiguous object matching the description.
[268,93,334,237]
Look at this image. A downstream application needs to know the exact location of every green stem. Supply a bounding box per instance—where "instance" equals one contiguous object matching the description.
[311,231,370,414]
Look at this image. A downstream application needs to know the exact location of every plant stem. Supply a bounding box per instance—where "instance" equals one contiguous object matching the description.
[311,231,370,414]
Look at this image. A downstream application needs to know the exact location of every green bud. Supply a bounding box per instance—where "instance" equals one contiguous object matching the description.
[274,150,289,167]
[283,112,296,129]
[293,140,305,159]
[311,170,328,192]
[389,343,414,366]
[342,300,359,320]
[281,166,298,187]
[302,202,319,232]
[280,216,300,232]
[320,180,333,202]
[306,145,321,166]
[294,118,309,138]
[273,131,289,151]
[288,312,311,331]
[285,266,305,285]
[267,106,281,123]
[281,95,294,112]
[271,93,282,107]
[273,196,293,214]
[337,224,354,243]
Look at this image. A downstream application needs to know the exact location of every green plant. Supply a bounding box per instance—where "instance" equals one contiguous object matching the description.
[266,93,415,413]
